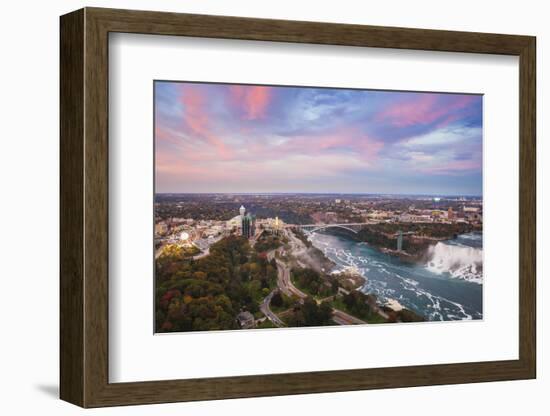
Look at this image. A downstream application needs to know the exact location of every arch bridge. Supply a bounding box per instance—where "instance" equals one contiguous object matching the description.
[293,223,370,234]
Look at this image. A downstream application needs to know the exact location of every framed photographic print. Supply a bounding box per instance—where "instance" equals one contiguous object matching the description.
[60,7,536,408]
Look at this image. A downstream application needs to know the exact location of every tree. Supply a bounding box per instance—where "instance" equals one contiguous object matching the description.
[288,297,333,327]
[156,235,258,332]
[319,301,333,324]
[193,271,207,280]
[398,308,425,322]
[271,291,283,308]
[343,290,372,319]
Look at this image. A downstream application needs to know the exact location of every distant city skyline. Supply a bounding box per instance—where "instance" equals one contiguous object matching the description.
[155,192,482,197]
[155,82,483,195]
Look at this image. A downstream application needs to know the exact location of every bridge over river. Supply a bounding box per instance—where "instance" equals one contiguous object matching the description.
[286,222,416,251]
[287,222,372,234]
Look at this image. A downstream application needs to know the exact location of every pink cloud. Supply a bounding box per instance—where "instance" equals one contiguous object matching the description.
[155,125,181,147]
[376,95,476,127]
[229,86,272,120]
[279,129,384,163]
[156,150,240,182]
[155,124,387,192]
[157,161,226,180]
[178,86,232,159]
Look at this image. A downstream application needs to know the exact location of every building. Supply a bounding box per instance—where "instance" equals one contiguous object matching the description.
[463,206,482,223]
[236,205,255,238]
[242,213,256,239]
[225,205,247,232]
[465,212,483,223]
[155,222,168,236]
[226,215,242,231]
[236,311,255,329]
[398,213,413,222]
[325,211,338,223]
[273,216,281,235]
[448,207,454,220]
[397,230,403,251]
[367,210,392,221]
[258,216,283,235]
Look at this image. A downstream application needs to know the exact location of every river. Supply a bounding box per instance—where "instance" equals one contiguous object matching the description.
[308,232,483,321]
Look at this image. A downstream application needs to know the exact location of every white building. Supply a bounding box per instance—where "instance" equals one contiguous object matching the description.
[226,205,247,232]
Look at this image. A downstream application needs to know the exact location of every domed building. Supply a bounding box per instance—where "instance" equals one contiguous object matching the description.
[226,205,247,233]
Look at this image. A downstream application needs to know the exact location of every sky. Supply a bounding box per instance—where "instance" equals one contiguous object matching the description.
[155,81,482,196]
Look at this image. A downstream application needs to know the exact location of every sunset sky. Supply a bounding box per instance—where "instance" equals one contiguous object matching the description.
[155,81,482,195]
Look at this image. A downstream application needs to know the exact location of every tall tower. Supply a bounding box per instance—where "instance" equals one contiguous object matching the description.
[241,213,256,239]
[239,205,246,217]
[274,216,281,235]
[397,230,403,251]
[242,214,251,238]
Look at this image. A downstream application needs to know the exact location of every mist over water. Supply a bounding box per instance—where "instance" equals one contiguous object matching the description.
[426,235,483,284]
[308,232,483,321]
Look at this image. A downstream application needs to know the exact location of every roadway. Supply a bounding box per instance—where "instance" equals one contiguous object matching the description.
[262,230,369,327]
[276,258,308,299]
[332,309,368,325]
[274,244,367,326]
[259,290,285,327]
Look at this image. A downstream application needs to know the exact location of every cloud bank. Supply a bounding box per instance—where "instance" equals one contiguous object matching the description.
[155,81,482,195]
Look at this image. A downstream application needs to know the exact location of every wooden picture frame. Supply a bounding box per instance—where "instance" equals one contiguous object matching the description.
[60,7,536,408]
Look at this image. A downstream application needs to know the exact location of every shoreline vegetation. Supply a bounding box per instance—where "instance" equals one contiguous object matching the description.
[323,222,481,263]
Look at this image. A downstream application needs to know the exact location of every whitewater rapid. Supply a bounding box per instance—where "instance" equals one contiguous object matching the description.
[308,232,483,321]
[425,239,483,284]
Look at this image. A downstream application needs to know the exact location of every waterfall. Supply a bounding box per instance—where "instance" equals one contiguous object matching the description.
[425,241,483,284]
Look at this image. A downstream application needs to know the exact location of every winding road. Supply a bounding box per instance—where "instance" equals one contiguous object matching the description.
[276,259,308,299]
[332,309,368,325]
[275,242,367,325]
[259,290,285,327]
[259,229,368,326]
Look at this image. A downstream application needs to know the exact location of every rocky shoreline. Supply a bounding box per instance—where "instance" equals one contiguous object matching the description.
[318,223,481,265]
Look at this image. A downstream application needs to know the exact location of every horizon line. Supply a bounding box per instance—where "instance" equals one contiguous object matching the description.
[155,192,483,198]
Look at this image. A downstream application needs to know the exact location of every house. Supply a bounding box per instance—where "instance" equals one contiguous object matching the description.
[236,311,255,329]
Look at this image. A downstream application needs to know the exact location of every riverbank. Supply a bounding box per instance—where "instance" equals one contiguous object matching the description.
[285,230,424,324]
[359,223,479,259]
[319,222,481,264]
[288,228,336,273]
